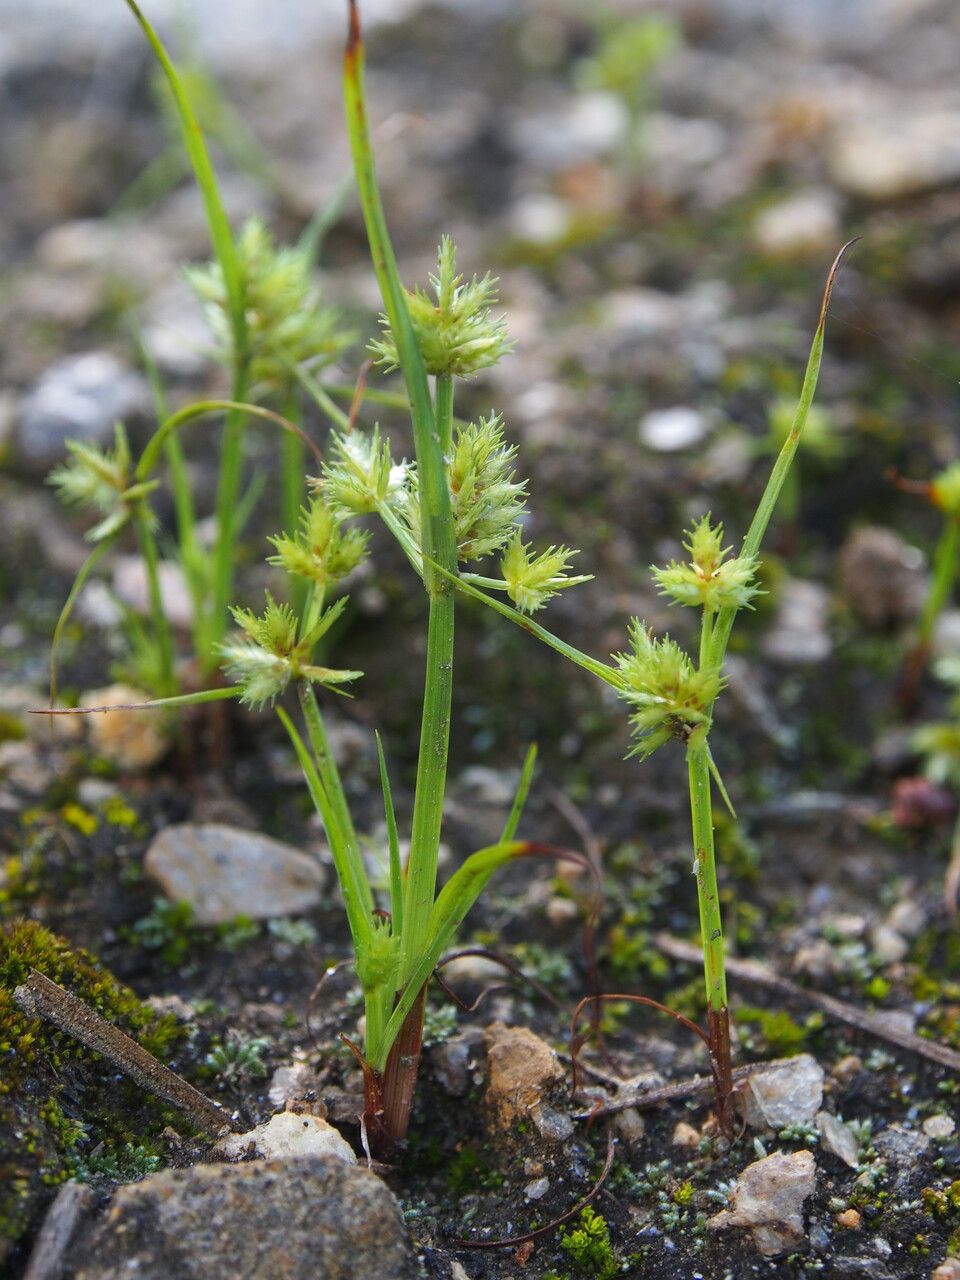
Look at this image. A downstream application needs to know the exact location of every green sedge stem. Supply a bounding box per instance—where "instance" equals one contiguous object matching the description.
[686,734,727,1015]
[435,372,454,455]
[281,389,305,545]
[344,20,459,992]
[133,505,176,697]
[918,517,960,651]
[209,368,250,665]
[289,361,352,432]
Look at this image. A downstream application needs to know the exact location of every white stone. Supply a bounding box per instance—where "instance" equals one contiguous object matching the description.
[829,111,960,201]
[923,1114,956,1140]
[144,822,326,924]
[743,1055,824,1131]
[83,683,170,771]
[709,1150,816,1256]
[871,924,909,966]
[639,406,710,452]
[113,555,194,630]
[215,1111,356,1164]
[752,191,840,260]
[524,1177,550,1201]
[508,194,571,246]
[816,1111,860,1168]
[761,580,831,665]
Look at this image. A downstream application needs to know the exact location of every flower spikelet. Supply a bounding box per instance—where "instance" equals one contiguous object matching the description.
[931,463,960,520]
[653,515,760,613]
[218,594,361,709]
[268,497,369,587]
[614,619,724,759]
[369,236,513,377]
[186,217,351,387]
[318,427,407,519]
[501,530,590,613]
[47,422,154,542]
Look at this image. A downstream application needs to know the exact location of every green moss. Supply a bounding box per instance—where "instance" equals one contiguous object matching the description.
[559,1206,618,1279]
[0,920,184,1257]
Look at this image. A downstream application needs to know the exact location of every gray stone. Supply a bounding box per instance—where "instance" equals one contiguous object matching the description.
[838,527,926,629]
[524,1176,550,1201]
[68,1156,419,1280]
[870,924,908,966]
[873,1124,930,1189]
[816,1111,861,1168]
[15,352,149,473]
[743,1055,824,1131]
[144,823,325,924]
[708,1149,816,1256]
[214,1112,356,1164]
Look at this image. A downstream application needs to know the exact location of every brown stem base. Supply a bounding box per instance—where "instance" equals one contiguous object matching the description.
[361,987,427,1162]
[708,1005,734,1138]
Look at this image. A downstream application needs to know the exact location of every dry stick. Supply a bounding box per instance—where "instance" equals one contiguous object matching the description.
[655,933,960,1074]
[13,970,236,1134]
[572,1056,799,1119]
[23,1183,94,1280]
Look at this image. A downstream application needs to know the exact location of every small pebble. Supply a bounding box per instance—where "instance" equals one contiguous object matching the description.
[639,406,710,452]
[672,1121,700,1148]
[933,1260,960,1280]
[922,1114,956,1140]
[524,1177,550,1201]
[836,1208,862,1230]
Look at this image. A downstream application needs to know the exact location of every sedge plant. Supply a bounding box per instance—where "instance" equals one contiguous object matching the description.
[436,244,854,1131]
[47,0,592,1159]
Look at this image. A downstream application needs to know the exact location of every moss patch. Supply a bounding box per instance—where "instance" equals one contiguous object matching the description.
[0,920,183,1262]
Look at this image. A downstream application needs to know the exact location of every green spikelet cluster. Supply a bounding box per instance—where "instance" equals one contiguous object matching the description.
[652,515,760,614]
[187,217,351,388]
[218,595,361,709]
[369,236,513,378]
[267,496,369,587]
[614,620,724,759]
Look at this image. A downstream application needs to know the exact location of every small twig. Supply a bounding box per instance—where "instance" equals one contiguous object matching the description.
[655,933,960,1073]
[23,1182,94,1280]
[573,1056,797,1119]
[13,970,235,1134]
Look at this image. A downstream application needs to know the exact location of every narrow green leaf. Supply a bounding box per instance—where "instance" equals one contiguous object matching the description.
[276,705,373,950]
[501,744,538,842]
[136,399,320,481]
[376,839,529,1066]
[49,536,118,708]
[122,0,246,357]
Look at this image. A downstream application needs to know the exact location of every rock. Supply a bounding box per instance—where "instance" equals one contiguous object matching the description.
[215,1112,355,1165]
[15,352,149,474]
[761,579,831,664]
[934,1260,960,1280]
[817,1111,861,1168]
[886,897,926,939]
[430,1028,485,1097]
[752,190,840,260]
[873,1124,930,1190]
[144,823,325,924]
[922,1114,956,1140]
[838,527,926,629]
[639,406,710,452]
[484,1022,565,1130]
[870,924,908,965]
[68,1157,419,1280]
[829,111,960,202]
[268,1063,324,1112]
[672,1121,701,1148]
[532,1103,574,1143]
[612,1107,646,1148]
[708,1149,816,1256]
[524,1176,550,1201]
[831,1055,863,1087]
[82,684,170,771]
[508,193,572,246]
[836,1208,862,1230]
[742,1055,824,1131]
[512,91,629,169]
[113,555,194,630]
[546,896,579,928]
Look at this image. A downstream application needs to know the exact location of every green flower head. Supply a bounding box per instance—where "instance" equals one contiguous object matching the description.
[369,236,513,378]
[931,463,960,520]
[268,496,369,587]
[187,217,352,388]
[614,619,724,759]
[501,531,591,614]
[652,515,760,614]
